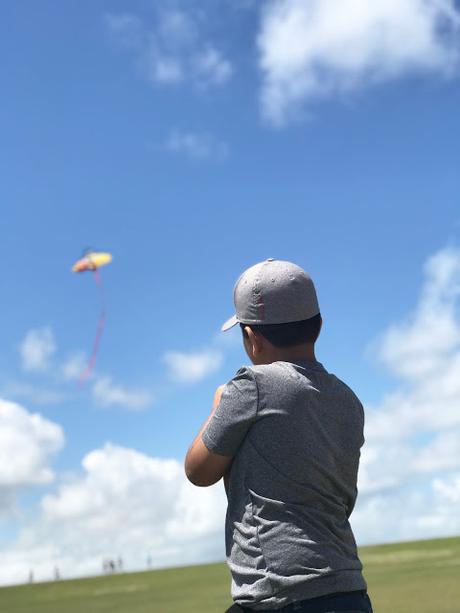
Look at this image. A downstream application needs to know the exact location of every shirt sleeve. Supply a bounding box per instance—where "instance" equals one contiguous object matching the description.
[202,366,259,457]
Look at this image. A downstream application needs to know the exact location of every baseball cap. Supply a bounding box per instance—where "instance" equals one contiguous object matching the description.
[221,259,320,332]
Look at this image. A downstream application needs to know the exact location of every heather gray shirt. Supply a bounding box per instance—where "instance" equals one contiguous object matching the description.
[202,360,366,611]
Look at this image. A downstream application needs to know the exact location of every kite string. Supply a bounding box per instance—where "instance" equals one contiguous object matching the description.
[78,268,106,386]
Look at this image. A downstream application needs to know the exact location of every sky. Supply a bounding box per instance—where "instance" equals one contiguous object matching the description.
[1,0,460,586]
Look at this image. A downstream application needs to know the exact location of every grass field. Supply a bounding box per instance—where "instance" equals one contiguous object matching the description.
[1,536,459,612]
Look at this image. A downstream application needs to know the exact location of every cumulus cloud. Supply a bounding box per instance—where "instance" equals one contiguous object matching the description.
[366,247,460,440]
[354,246,460,541]
[92,377,152,411]
[0,444,226,585]
[352,472,460,545]
[0,399,64,515]
[412,431,460,474]
[163,348,224,383]
[20,327,56,373]
[106,8,232,89]
[165,129,229,160]
[258,0,460,124]
[377,247,460,379]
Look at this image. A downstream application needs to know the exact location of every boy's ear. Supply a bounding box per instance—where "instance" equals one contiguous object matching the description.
[246,327,264,356]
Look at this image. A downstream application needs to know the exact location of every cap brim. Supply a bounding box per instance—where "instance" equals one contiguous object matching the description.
[221,314,239,332]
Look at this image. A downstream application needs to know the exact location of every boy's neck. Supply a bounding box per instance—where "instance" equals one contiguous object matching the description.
[254,343,317,366]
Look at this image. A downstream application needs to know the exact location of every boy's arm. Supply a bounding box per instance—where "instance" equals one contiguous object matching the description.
[184,386,233,487]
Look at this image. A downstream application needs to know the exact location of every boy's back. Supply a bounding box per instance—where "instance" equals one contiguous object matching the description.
[203,359,366,610]
[185,259,372,612]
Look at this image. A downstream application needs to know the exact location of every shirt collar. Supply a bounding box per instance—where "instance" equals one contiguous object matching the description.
[287,359,326,372]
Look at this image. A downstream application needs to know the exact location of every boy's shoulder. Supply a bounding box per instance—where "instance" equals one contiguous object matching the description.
[236,362,363,407]
[235,361,293,381]
[233,362,319,393]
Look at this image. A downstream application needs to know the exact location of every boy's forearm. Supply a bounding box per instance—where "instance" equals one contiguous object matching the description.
[187,385,225,453]
[184,385,233,488]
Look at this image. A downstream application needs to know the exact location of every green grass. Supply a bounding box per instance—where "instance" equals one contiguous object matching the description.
[361,536,460,613]
[1,536,459,612]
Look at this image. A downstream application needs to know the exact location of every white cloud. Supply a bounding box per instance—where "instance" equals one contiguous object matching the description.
[258,0,460,124]
[0,399,64,515]
[92,377,152,411]
[353,472,460,545]
[365,247,460,441]
[412,431,460,474]
[106,8,232,89]
[377,247,460,380]
[163,348,224,383]
[353,246,460,540]
[0,444,226,585]
[20,327,56,373]
[433,473,460,506]
[165,129,229,160]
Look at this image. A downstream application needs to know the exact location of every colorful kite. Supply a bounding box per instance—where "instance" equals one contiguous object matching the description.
[72,251,112,384]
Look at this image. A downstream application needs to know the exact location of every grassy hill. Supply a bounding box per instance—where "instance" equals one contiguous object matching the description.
[1,536,459,612]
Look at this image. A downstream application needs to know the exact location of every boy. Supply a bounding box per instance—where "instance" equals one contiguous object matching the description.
[185,259,372,612]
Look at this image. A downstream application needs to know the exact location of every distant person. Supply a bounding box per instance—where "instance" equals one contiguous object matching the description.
[54,566,60,581]
[117,557,123,572]
[103,559,115,574]
[28,569,34,584]
[185,260,373,612]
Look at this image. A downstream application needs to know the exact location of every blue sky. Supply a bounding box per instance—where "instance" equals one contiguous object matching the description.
[1,0,460,585]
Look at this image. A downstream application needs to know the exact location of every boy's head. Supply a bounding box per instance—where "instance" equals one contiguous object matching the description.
[222,259,322,364]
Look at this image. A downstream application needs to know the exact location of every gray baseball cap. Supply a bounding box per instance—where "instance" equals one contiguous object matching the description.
[221,258,320,331]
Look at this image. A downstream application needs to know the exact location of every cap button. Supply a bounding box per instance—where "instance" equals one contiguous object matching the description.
[267,258,275,262]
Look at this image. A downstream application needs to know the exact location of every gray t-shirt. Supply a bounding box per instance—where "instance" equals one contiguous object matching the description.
[202,360,367,611]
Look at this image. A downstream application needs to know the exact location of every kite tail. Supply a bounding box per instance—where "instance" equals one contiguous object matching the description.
[79,268,106,386]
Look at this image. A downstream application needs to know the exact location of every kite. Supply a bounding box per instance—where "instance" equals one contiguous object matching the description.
[72,251,112,384]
